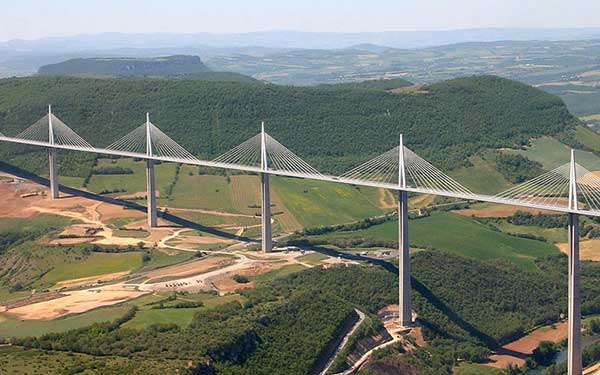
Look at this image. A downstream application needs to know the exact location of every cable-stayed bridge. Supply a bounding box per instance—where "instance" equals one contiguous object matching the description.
[0,108,593,375]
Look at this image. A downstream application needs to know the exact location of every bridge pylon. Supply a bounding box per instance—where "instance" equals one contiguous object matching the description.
[145,113,157,228]
[568,149,582,375]
[48,105,59,199]
[261,122,272,253]
[398,134,412,327]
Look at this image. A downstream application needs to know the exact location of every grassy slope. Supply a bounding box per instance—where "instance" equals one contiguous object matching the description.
[87,158,177,199]
[449,155,512,194]
[310,212,557,270]
[271,176,387,228]
[38,251,142,286]
[508,137,600,170]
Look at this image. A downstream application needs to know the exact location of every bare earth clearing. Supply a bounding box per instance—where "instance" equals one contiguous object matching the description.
[485,322,567,368]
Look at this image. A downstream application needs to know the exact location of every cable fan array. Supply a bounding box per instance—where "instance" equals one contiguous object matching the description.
[106,120,197,161]
[14,113,93,149]
[7,110,600,216]
[212,132,322,176]
[339,144,474,196]
[494,161,600,212]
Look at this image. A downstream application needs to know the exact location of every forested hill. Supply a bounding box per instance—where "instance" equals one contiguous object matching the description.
[38,55,211,77]
[0,75,576,174]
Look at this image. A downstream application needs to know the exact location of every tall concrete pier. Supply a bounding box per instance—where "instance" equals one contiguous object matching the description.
[146,159,157,228]
[398,189,412,326]
[48,148,59,199]
[568,149,581,375]
[260,122,272,252]
[145,113,157,228]
[397,134,412,326]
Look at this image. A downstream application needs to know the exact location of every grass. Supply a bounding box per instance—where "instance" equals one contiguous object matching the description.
[0,214,73,234]
[0,304,132,338]
[309,212,558,270]
[113,228,150,238]
[169,166,237,211]
[450,154,512,194]
[0,346,189,374]
[39,251,142,287]
[575,125,600,153]
[86,158,177,196]
[139,248,194,272]
[507,137,600,170]
[453,363,502,375]
[122,307,201,329]
[493,221,567,244]
[253,264,307,284]
[271,176,386,228]
[297,252,329,265]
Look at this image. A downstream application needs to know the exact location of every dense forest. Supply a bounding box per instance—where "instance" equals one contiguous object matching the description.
[38,55,211,77]
[0,75,576,176]
[10,250,600,375]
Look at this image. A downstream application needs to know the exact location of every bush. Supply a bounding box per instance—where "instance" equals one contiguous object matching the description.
[233,274,250,283]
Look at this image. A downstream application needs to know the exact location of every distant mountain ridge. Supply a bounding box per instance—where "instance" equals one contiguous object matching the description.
[4,28,600,52]
[38,55,211,77]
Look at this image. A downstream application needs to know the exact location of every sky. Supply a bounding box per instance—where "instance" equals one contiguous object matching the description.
[2,0,600,41]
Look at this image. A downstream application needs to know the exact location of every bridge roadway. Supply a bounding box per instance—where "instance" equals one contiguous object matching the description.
[0,134,595,217]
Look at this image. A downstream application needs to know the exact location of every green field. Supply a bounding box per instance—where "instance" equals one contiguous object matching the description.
[38,251,142,286]
[297,252,329,265]
[122,307,201,329]
[169,166,238,211]
[0,346,189,374]
[575,125,600,152]
[493,221,567,244]
[449,155,512,194]
[271,176,387,228]
[453,363,503,375]
[113,228,150,238]
[309,212,558,270]
[253,264,307,284]
[86,158,177,198]
[0,304,132,338]
[508,137,600,170]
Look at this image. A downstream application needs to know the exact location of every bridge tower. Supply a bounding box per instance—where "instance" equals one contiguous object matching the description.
[398,134,412,327]
[48,105,59,199]
[261,122,272,253]
[145,113,157,228]
[568,149,582,375]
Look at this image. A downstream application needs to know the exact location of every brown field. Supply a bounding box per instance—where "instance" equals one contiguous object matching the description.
[0,177,49,218]
[557,239,600,261]
[455,203,560,217]
[54,271,131,289]
[485,322,567,368]
[270,188,303,232]
[2,287,146,320]
[210,262,283,293]
[144,255,236,280]
[378,189,396,209]
[229,175,261,215]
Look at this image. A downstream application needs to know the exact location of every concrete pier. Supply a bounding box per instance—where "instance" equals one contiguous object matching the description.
[261,172,272,253]
[146,159,157,228]
[398,190,412,326]
[568,213,581,375]
[48,148,59,199]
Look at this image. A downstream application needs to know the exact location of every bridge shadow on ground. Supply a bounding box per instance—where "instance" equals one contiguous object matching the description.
[290,241,500,349]
[0,161,255,243]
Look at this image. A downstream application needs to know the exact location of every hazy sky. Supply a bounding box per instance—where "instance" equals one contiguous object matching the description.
[2,0,600,41]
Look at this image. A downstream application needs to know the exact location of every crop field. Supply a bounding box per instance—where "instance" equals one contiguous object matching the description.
[86,158,177,198]
[229,174,262,214]
[454,363,502,375]
[168,166,237,211]
[0,304,132,338]
[309,212,558,270]
[38,251,142,287]
[297,252,329,265]
[493,221,567,244]
[271,176,387,228]
[449,155,512,194]
[507,137,600,170]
